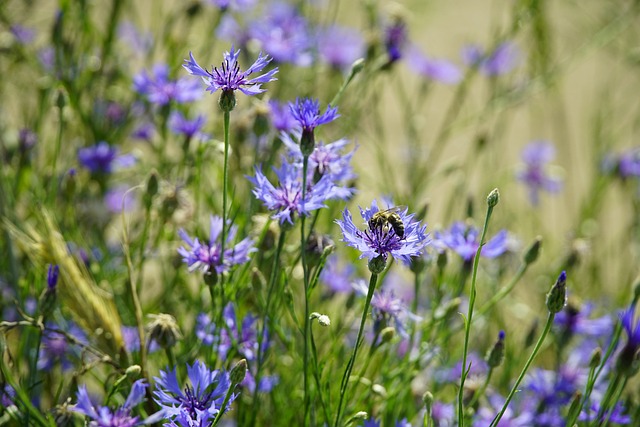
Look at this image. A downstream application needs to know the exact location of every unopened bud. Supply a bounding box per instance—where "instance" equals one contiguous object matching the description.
[300,129,315,157]
[371,384,387,397]
[218,89,236,112]
[546,271,567,314]
[487,188,500,208]
[145,171,159,206]
[310,312,331,327]
[589,347,602,370]
[230,359,248,385]
[380,326,395,343]
[485,330,505,368]
[523,236,542,265]
[56,89,67,109]
[422,391,434,412]
[125,365,142,378]
[346,411,368,425]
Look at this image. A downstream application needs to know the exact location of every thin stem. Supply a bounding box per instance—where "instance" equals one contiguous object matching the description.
[310,323,332,427]
[467,367,494,410]
[249,229,287,427]
[457,202,495,427]
[301,155,311,426]
[220,110,230,287]
[212,382,237,427]
[48,102,64,204]
[334,272,379,427]
[489,311,555,427]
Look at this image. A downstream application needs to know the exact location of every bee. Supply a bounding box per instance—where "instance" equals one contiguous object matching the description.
[368,207,406,239]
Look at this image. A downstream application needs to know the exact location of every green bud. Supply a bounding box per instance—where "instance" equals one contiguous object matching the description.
[125,365,142,378]
[546,271,567,314]
[368,255,387,274]
[487,188,500,208]
[422,391,434,412]
[437,250,448,270]
[230,359,248,385]
[485,331,506,368]
[310,312,331,327]
[589,347,602,370]
[380,326,396,343]
[146,171,159,199]
[523,236,542,265]
[56,89,67,109]
[219,89,237,112]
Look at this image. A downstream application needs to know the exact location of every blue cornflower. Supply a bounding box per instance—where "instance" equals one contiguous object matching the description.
[288,98,339,134]
[218,304,267,362]
[579,401,631,425]
[10,25,35,44]
[384,20,408,63]
[154,361,237,426]
[406,45,462,85]
[604,147,640,179]
[320,255,357,293]
[105,185,138,213]
[178,215,255,275]
[38,322,88,371]
[516,141,563,205]
[249,3,313,67]
[316,25,365,70]
[207,0,256,11]
[616,303,640,376]
[368,287,419,338]
[183,46,278,97]
[336,200,429,265]
[18,128,38,152]
[169,111,206,139]
[72,379,160,426]
[133,64,202,105]
[433,221,508,262]
[248,159,338,224]
[47,264,59,290]
[78,142,136,174]
[475,393,534,427]
[462,41,520,76]
[554,302,613,340]
[268,99,297,132]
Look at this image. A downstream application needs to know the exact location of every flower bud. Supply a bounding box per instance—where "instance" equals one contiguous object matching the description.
[300,129,315,157]
[485,330,505,368]
[230,359,248,386]
[487,188,500,208]
[125,365,142,378]
[380,326,396,343]
[422,391,434,412]
[310,312,331,327]
[546,271,567,314]
[523,236,542,265]
[589,347,602,370]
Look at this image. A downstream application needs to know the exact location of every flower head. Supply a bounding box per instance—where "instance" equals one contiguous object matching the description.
[336,200,429,265]
[218,303,267,362]
[133,64,202,105]
[154,361,237,426]
[288,98,339,133]
[169,111,206,139]
[38,322,88,371]
[406,46,462,84]
[616,303,640,376]
[317,25,365,70]
[462,41,519,76]
[183,47,278,97]
[78,142,136,174]
[384,20,409,63]
[248,159,339,224]
[72,379,158,427]
[178,215,255,275]
[516,141,563,205]
[433,222,508,262]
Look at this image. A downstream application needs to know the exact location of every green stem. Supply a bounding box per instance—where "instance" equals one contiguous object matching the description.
[598,375,628,427]
[249,229,287,427]
[489,312,555,427]
[457,202,495,427]
[48,102,64,204]
[467,367,494,410]
[301,155,311,426]
[310,323,332,427]
[220,110,230,287]
[212,381,237,427]
[333,272,379,427]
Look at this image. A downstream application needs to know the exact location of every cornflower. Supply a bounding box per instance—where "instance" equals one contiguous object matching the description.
[169,111,206,139]
[72,380,161,426]
[462,41,520,76]
[433,221,508,262]
[154,361,237,426]
[78,142,136,174]
[406,45,462,84]
[177,215,255,275]
[133,64,202,105]
[516,141,563,205]
[316,25,365,70]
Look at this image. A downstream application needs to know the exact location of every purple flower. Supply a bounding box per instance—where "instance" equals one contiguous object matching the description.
[288,98,339,134]
[369,287,419,337]
[475,393,534,427]
[18,128,38,152]
[218,304,266,362]
[437,352,488,383]
[316,25,365,70]
[207,0,256,11]
[10,25,35,44]
[154,361,237,426]
[196,313,216,346]
[616,303,640,376]
[169,111,206,139]
[249,3,313,66]
[183,46,278,96]
[462,41,520,76]
[605,148,640,179]
[241,370,279,394]
[336,200,429,265]
[105,185,138,213]
[78,142,136,174]
[72,379,159,426]
[131,122,155,141]
[38,322,88,371]
[384,20,408,63]
[121,326,159,354]
[1,385,15,408]
[47,264,59,290]
[320,255,357,293]
[516,141,563,205]
[248,159,338,224]
[407,46,462,84]
[118,21,153,54]
[579,401,631,425]
[433,222,508,262]
[280,132,356,194]
[133,64,202,105]
[268,99,297,132]
[554,302,613,340]
[178,215,255,275]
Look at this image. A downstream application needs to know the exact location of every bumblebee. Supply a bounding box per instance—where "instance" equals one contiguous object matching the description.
[368,207,406,239]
